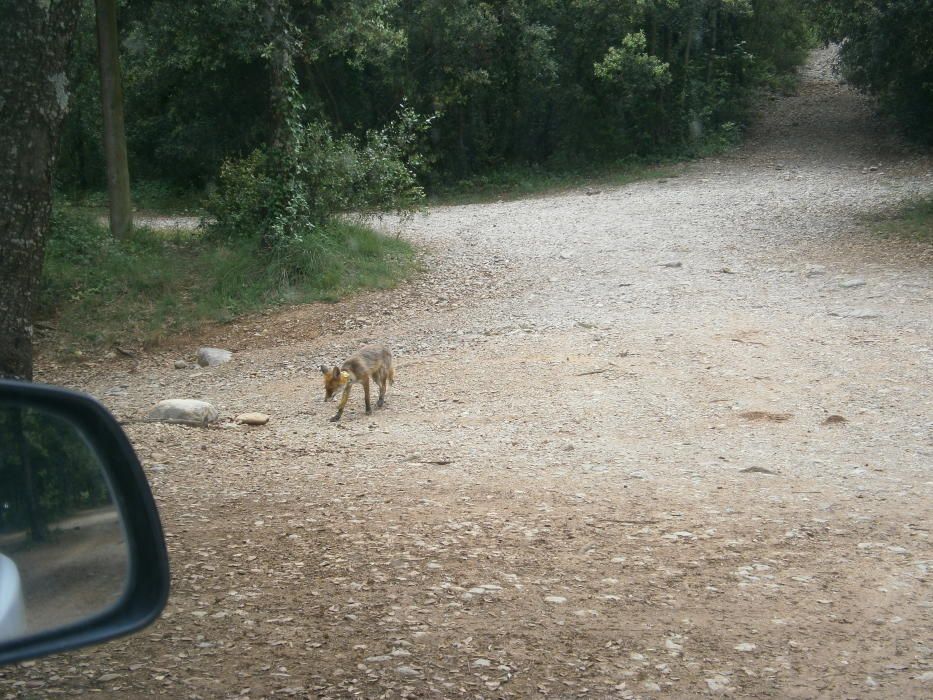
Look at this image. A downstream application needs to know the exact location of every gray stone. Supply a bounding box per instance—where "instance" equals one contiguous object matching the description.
[147,399,219,424]
[834,308,881,319]
[174,360,188,369]
[660,260,682,268]
[197,347,232,367]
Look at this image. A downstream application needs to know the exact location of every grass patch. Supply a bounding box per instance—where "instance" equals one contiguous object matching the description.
[39,207,417,351]
[868,196,933,243]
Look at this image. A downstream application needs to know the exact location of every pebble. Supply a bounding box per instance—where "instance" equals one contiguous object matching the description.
[174,360,188,369]
[706,676,732,694]
[660,260,682,268]
[544,596,567,604]
[236,412,270,425]
[734,642,757,652]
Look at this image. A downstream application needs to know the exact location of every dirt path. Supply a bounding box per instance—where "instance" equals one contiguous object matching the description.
[6,49,933,698]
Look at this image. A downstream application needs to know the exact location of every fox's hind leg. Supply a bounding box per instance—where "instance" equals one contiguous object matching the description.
[362,376,373,415]
[377,369,387,408]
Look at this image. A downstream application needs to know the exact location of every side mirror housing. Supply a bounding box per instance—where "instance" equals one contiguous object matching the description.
[0,380,169,665]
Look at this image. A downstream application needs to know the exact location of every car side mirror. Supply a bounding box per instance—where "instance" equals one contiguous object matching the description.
[0,380,169,665]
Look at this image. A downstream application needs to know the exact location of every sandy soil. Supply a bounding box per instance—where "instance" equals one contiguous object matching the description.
[3,48,932,698]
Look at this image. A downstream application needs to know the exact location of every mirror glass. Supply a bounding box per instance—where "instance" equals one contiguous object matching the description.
[0,404,129,644]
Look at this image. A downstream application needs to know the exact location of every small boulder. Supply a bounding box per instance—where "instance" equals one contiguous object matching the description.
[197,347,232,367]
[147,399,219,424]
[174,360,188,369]
[236,412,270,426]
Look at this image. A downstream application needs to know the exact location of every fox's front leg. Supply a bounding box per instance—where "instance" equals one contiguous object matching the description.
[330,384,352,422]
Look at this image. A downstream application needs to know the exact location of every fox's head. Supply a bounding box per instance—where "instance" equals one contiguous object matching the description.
[320,365,350,401]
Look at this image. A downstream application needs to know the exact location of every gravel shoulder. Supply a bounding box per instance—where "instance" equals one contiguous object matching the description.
[7,48,933,698]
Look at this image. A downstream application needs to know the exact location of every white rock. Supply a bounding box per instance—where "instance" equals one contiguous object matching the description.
[173,360,188,369]
[544,595,567,604]
[395,665,420,677]
[147,399,219,424]
[643,681,661,692]
[734,642,757,652]
[472,658,491,668]
[197,347,233,367]
[660,260,682,268]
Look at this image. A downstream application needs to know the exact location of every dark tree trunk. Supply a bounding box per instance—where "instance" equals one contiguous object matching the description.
[95,0,133,239]
[0,0,83,380]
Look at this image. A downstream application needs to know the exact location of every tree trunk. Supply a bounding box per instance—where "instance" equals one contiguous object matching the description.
[12,408,48,543]
[0,0,83,380]
[95,0,133,239]
[260,0,303,250]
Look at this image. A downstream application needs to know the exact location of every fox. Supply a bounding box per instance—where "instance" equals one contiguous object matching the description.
[321,345,395,422]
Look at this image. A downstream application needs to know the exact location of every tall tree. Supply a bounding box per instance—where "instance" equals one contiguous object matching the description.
[95,0,133,238]
[0,0,83,380]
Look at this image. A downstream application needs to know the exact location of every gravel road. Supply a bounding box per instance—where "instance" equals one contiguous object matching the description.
[7,48,932,699]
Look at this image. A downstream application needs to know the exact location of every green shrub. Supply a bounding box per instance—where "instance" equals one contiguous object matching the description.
[205,109,427,245]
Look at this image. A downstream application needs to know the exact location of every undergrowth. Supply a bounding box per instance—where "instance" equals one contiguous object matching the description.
[39,207,416,351]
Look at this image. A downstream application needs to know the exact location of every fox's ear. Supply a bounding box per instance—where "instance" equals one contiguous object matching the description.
[332,366,341,379]
[320,365,328,375]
